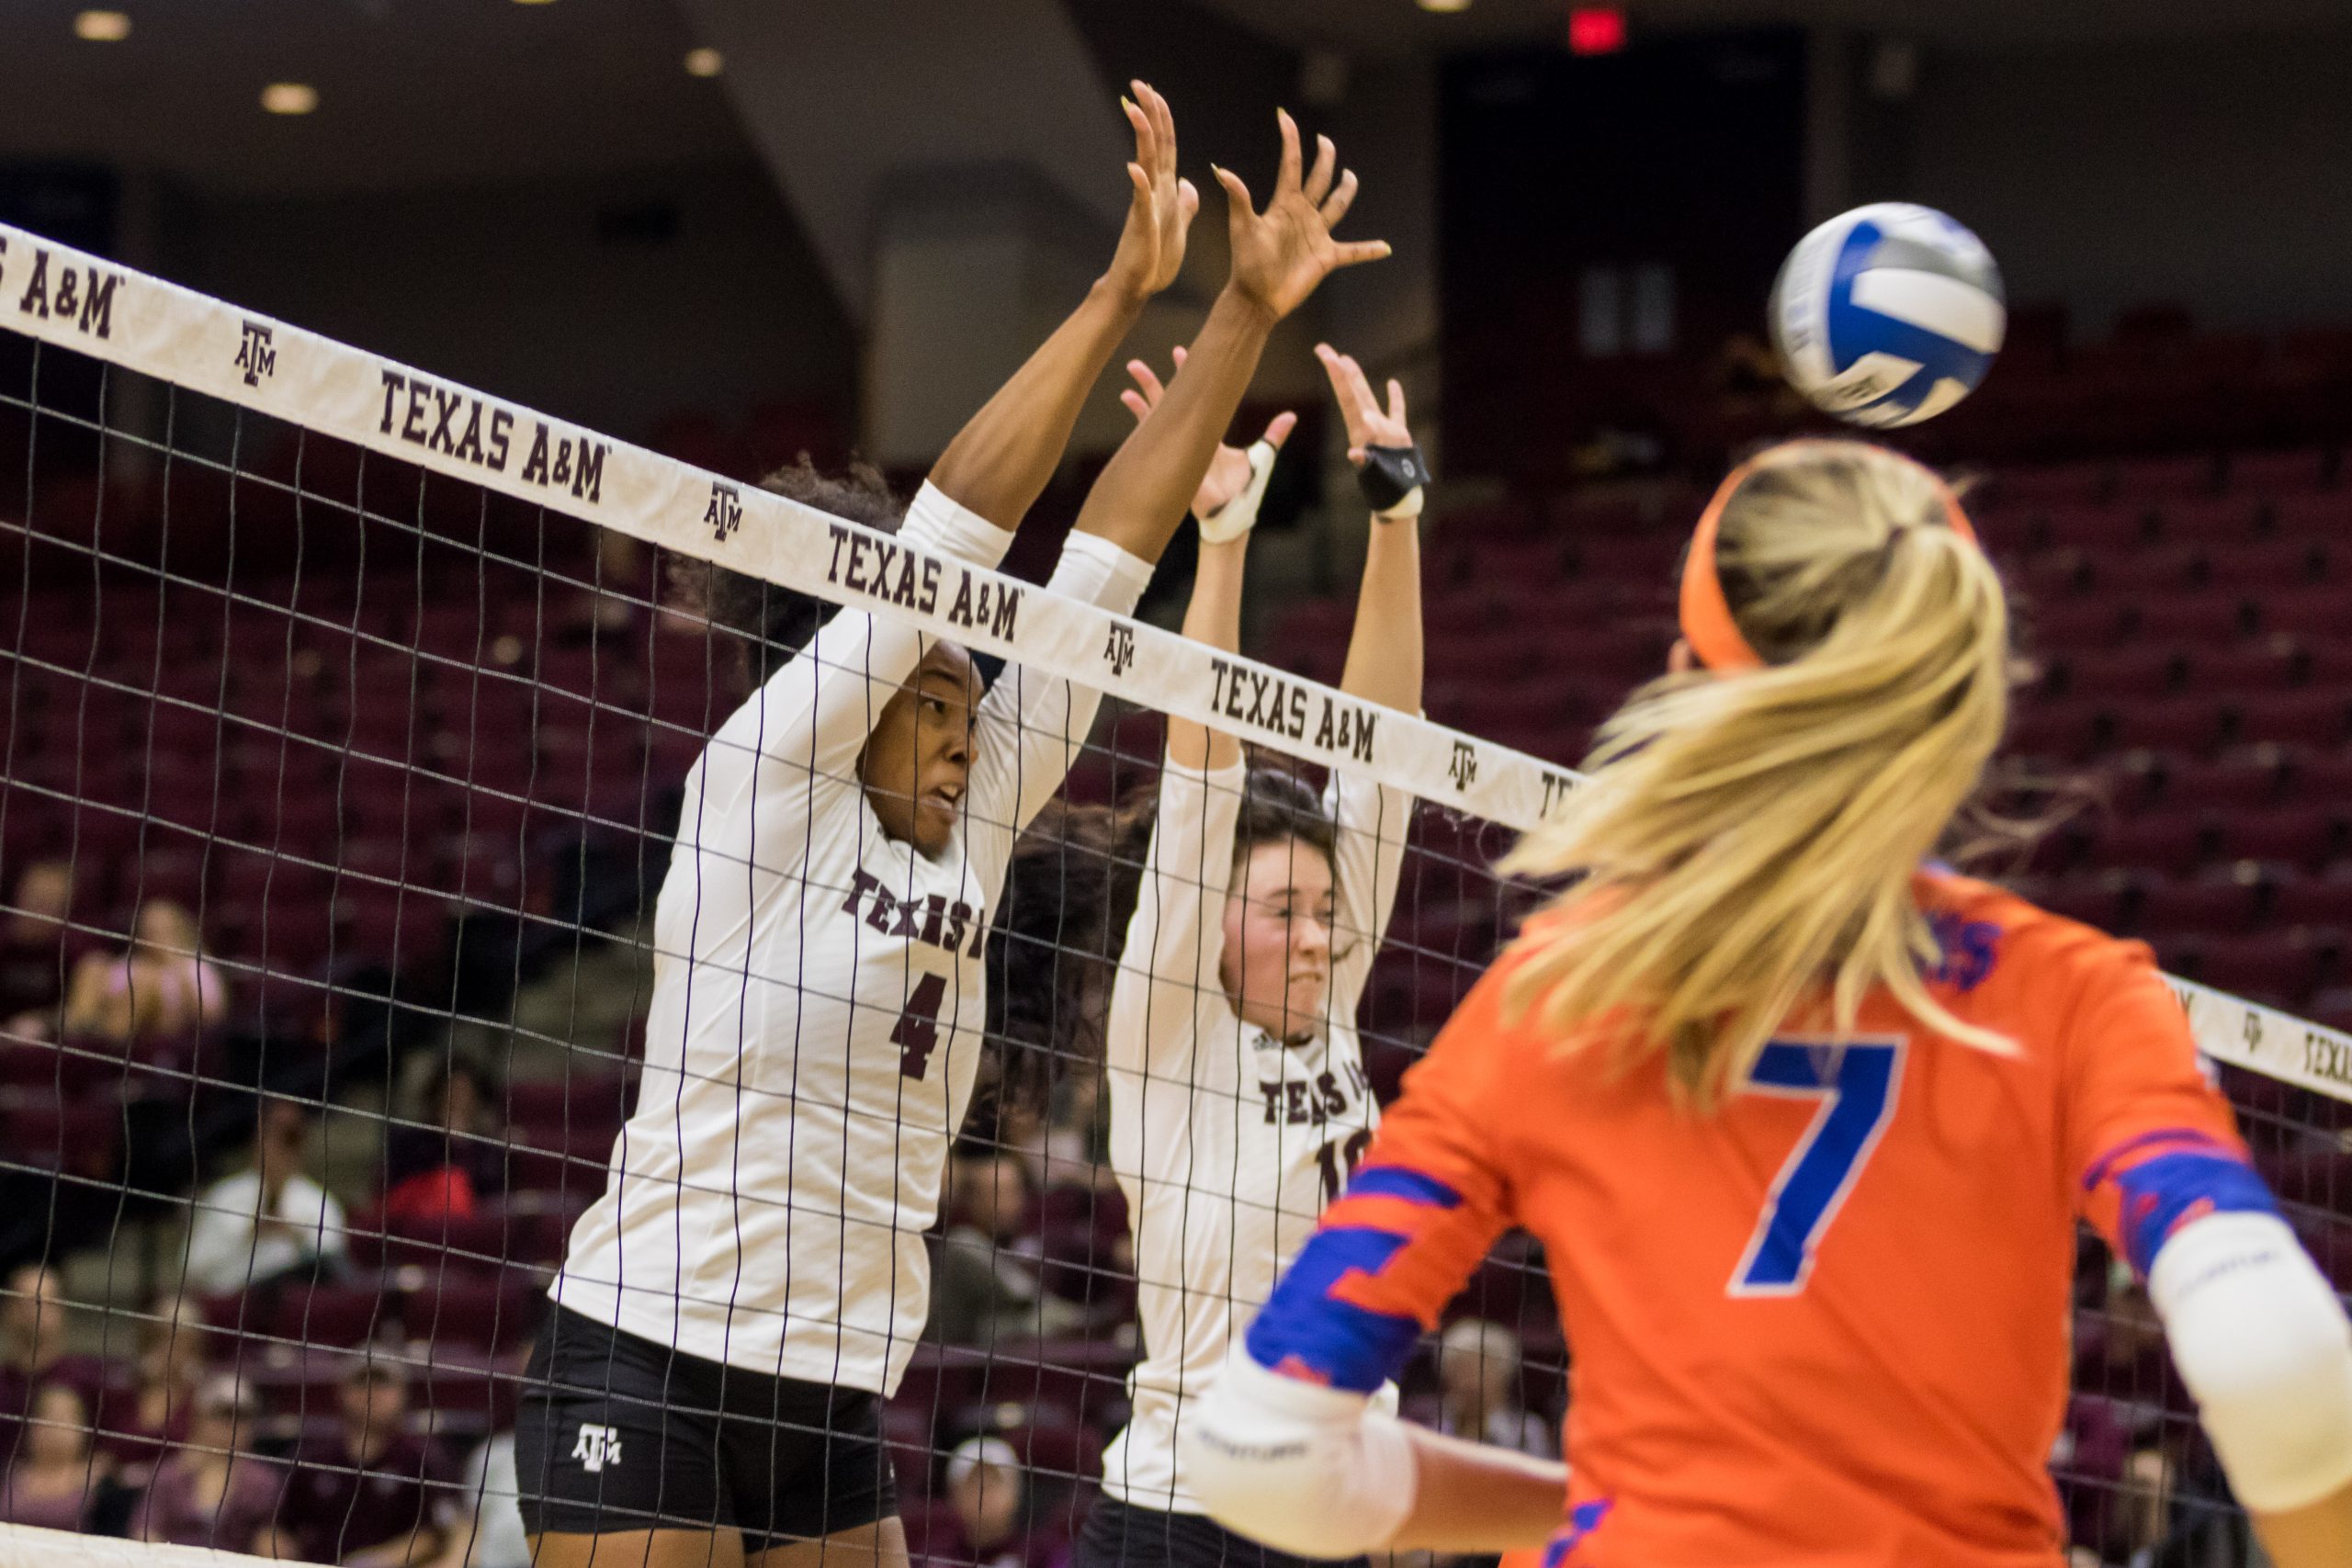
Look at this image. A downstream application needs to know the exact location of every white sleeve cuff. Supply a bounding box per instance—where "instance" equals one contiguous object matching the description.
[1183,1353,1419,1558]
[902,480,1015,570]
[2151,1211,2352,1513]
[1048,531,1155,616]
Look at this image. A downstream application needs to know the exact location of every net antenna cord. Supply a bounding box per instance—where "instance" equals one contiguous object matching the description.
[0,222,2342,1102]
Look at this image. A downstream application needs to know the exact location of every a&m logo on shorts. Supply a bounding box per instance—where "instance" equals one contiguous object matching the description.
[571,1424,624,1472]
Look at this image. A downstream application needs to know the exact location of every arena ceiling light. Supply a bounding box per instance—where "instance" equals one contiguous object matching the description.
[1416,0,1472,11]
[260,82,320,116]
[73,9,132,41]
[684,47,723,77]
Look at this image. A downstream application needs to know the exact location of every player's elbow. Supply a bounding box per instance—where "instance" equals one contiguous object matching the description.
[2152,1211,2352,1513]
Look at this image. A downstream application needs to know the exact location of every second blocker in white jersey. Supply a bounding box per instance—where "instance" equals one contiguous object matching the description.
[554,483,1150,1396]
[1101,757,1409,1514]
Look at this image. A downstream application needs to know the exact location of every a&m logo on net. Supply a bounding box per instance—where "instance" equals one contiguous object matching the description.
[1448,739,1479,792]
[235,321,277,388]
[705,480,743,543]
[1102,623,1136,679]
[571,1424,624,1473]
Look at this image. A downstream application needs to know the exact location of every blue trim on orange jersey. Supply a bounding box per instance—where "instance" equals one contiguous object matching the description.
[1245,1227,1421,1394]
[2082,1125,2233,1193]
[2110,1149,2278,1277]
[1343,1166,1464,1208]
[1539,1499,1615,1567]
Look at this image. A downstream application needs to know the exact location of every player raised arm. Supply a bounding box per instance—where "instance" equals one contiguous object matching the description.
[1319,343,1425,716]
[926,80,1196,530]
[1069,107,1386,570]
[726,81,1196,831]
[1119,346,1296,772]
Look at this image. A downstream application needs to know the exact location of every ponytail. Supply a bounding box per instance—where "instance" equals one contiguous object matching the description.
[1498,441,2015,1106]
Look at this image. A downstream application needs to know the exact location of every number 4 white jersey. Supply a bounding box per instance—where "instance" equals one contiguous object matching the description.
[1101,758,1410,1513]
[553,484,1151,1396]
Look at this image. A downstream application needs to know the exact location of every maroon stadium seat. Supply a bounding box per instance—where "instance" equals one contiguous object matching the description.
[2105,698,2228,756]
[1997,460,2111,509]
[2257,587,2349,641]
[2132,876,2262,938]
[2129,592,2247,644]
[2229,448,2332,495]
[2233,690,2352,750]
[2159,755,2281,809]
[2204,540,2326,591]
[2113,453,2216,501]
[394,1270,542,1351]
[2270,491,2352,542]
[2085,815,2208,878]
[2153,494,2264,544]
[2057,649,2179,702]
[2179,643,2300,694]
[2214,806,2346,870]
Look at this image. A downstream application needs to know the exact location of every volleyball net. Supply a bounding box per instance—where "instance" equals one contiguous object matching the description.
[0,221,2342,1567]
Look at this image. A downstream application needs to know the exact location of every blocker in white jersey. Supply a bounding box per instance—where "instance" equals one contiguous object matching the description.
[549,480,1148,1393]
[1076,341,1427,1568]
[1100,757,1407,1513]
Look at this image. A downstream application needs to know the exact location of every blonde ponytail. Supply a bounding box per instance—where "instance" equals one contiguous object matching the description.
[1498,441,2014,1107]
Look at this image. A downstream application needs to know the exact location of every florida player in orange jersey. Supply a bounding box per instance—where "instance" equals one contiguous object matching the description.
[1179,439,2352,1568]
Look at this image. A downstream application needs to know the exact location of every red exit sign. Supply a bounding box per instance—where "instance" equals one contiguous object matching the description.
[1568,6,1627,54]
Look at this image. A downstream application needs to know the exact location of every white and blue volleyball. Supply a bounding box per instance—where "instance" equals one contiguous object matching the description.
[1770,203,2005,429]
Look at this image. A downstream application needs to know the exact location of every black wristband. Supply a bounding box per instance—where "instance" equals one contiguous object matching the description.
[1356,444,1430,513]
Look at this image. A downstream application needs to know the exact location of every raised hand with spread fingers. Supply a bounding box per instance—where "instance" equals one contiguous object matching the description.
[1216,109,1390,323]
[1072,107,1387,566]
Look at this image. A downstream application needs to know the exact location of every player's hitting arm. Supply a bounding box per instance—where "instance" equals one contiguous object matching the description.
[2067,966,2352,1568]
[925,82,1195,531]
[1184,976,1568,1557]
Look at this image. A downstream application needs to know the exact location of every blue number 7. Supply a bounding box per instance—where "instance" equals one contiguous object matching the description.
[1731,1038,1906,1296]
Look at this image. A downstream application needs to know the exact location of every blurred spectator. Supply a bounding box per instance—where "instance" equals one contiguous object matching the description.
[926,1144,1083,1348]
[0,859,76,1038]
[1433,1319,1555,1460]
[107,1294,212,1466]
[924,1435,1058,1568]
[0,1382,110,1529]
[425,1432,529,1568]
[132,1374,279,1554]
[62,899,227,1045]
[0,1264,106,1466]
[382,1055,508,1222]
[275,1351,455,1568]
[183,1099,350,1298]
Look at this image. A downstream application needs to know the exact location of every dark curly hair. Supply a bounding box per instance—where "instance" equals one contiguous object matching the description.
[666,457,907,690]
[982,761,1340,1113]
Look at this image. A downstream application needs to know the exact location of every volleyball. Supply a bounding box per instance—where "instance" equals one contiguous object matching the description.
[1770,202,2006,428]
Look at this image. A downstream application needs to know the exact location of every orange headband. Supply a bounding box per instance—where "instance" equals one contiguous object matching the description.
[1677,442,1977,673]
